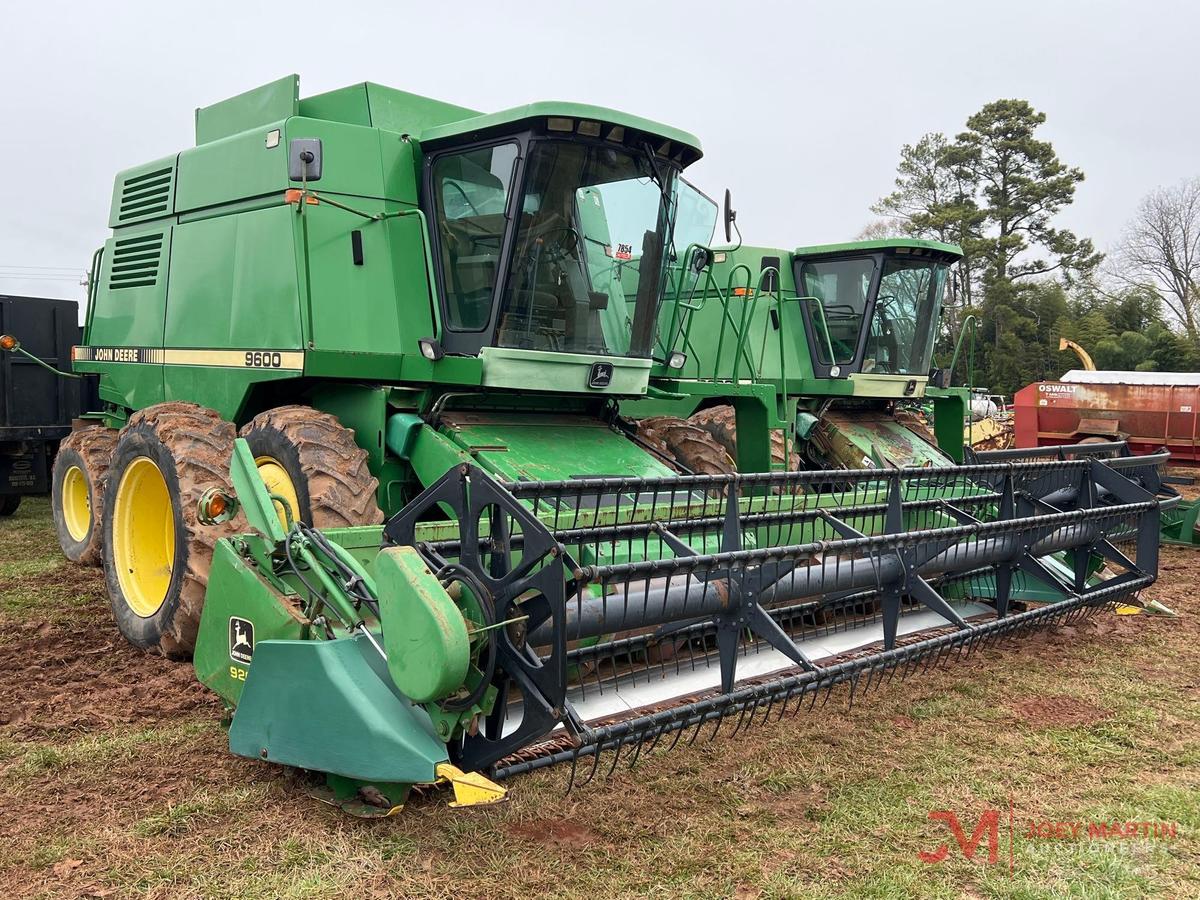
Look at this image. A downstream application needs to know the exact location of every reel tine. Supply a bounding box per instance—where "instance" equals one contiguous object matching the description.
[666,717,690,753]
[708,707,728,743]
[578,742,604,788]
[741,696,760,731]
[776,687,793,722]
[818,678,835,709]
[605,737,626,779]
[566,750,581,795]
[627,730,649,770]
[686,709,709,746]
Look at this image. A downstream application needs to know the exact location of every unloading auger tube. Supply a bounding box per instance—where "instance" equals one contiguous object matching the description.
[379,453,1163,784]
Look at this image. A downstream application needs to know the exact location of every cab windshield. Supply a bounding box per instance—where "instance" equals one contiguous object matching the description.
[798,254,948,376]
[432,138,675,358]
[868,258,947,375]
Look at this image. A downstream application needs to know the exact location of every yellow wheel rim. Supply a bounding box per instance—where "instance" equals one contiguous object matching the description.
[61,465,91,542]
[112,457,175,618]
[255,456,301,530]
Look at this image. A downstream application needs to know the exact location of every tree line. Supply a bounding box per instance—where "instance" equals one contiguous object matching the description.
[867,100,1200,395]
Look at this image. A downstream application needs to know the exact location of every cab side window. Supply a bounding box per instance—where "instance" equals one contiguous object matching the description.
[431,143,519,331]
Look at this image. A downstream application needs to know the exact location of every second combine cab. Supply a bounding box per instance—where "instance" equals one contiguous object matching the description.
[638,231,969,471]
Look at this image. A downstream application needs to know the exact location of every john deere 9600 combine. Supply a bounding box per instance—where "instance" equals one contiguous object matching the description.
[22,76,1167,811]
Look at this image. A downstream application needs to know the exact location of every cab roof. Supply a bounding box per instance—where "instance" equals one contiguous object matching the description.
[793,238,964,260]
[419,101,703,165]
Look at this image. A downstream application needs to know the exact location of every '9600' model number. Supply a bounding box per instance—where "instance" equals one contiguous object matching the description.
[244,351,284,368]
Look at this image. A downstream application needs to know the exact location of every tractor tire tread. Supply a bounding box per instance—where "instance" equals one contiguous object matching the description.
[52,425,118,565]
[239,405,383,528]
[113,402,242,657]
[637,416,736,478]
[688,404,801,472]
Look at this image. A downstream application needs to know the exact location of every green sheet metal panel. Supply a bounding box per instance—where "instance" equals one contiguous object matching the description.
[164,205,303,349]
[298,82,373,127]
[283,117,389,200]
[298,82,479,134]
[793,238,963,260]
[377,136,421,206]
[375,546,469,704]
[160,204,305,420]
[363,83,478,134]
[175,124,291,215]
[77,227,174,409]
[304,203,406,354]
[478,347,651,396]
[438,413,676,482]
[193,540,306,704]
[380,207,437,334]
[195,74,299,145]
[228,634,449,785]
[107,155,178,229]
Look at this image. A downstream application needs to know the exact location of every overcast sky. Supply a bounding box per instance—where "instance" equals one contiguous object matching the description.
[2,0,1196,304]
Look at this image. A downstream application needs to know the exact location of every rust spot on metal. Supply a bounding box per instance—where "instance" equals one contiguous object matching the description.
[710,579,731,609]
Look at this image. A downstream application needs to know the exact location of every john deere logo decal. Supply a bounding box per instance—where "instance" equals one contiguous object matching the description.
[588,362,613,388]
[229,616,254,664]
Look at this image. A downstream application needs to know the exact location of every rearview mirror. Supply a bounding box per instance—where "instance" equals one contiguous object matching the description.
[723,188,737,243]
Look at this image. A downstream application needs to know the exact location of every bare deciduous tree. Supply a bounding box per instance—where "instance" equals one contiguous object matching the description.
[1112,178,1200,343]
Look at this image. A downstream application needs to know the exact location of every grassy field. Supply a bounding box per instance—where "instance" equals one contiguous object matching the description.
[1,496,1197,899]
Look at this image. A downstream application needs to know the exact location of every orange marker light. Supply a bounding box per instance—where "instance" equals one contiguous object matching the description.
[284,189,319,205]
[0,334,17,351]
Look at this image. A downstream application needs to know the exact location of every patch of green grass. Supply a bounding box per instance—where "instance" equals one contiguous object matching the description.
[908,693,965,720]
[18,746,64,775]
[4,721,214,787]
[135,786,268,838]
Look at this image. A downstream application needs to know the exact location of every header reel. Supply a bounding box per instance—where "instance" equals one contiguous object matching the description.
[199,442,1164,805]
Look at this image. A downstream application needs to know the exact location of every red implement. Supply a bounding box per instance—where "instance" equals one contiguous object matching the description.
[1015,372,1200,463]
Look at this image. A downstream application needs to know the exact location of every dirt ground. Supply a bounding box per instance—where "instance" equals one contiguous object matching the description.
[1,498,1198,899]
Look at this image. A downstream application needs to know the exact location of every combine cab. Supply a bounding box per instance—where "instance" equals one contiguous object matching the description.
[638,228,970,471]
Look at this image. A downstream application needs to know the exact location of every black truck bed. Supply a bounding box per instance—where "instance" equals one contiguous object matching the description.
[1,295,86,497]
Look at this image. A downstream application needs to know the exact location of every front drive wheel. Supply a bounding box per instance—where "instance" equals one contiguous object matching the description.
[103,403,239,659]
[239,405,383,529]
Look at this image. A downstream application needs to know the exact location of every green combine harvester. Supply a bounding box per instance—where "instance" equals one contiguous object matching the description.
[3,76,1169,812]
[632,224,972,473]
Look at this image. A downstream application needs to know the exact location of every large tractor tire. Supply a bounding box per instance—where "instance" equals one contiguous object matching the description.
[0,495,20,516]
[239,405,383,529]
[103,403,241,659]
[51,425,118,565]
[687,404,801,471]
[636,416,735,477]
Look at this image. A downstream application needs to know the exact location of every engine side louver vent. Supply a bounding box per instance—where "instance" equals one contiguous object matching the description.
[117,166,173,222]
[108,233,164,290]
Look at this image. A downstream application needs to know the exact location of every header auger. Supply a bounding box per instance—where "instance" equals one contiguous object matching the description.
[42,74,1171,810]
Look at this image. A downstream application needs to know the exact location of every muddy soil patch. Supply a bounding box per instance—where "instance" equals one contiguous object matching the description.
[507,817,608,849]
[1011,695,1110,729]
[0,577,217,739]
